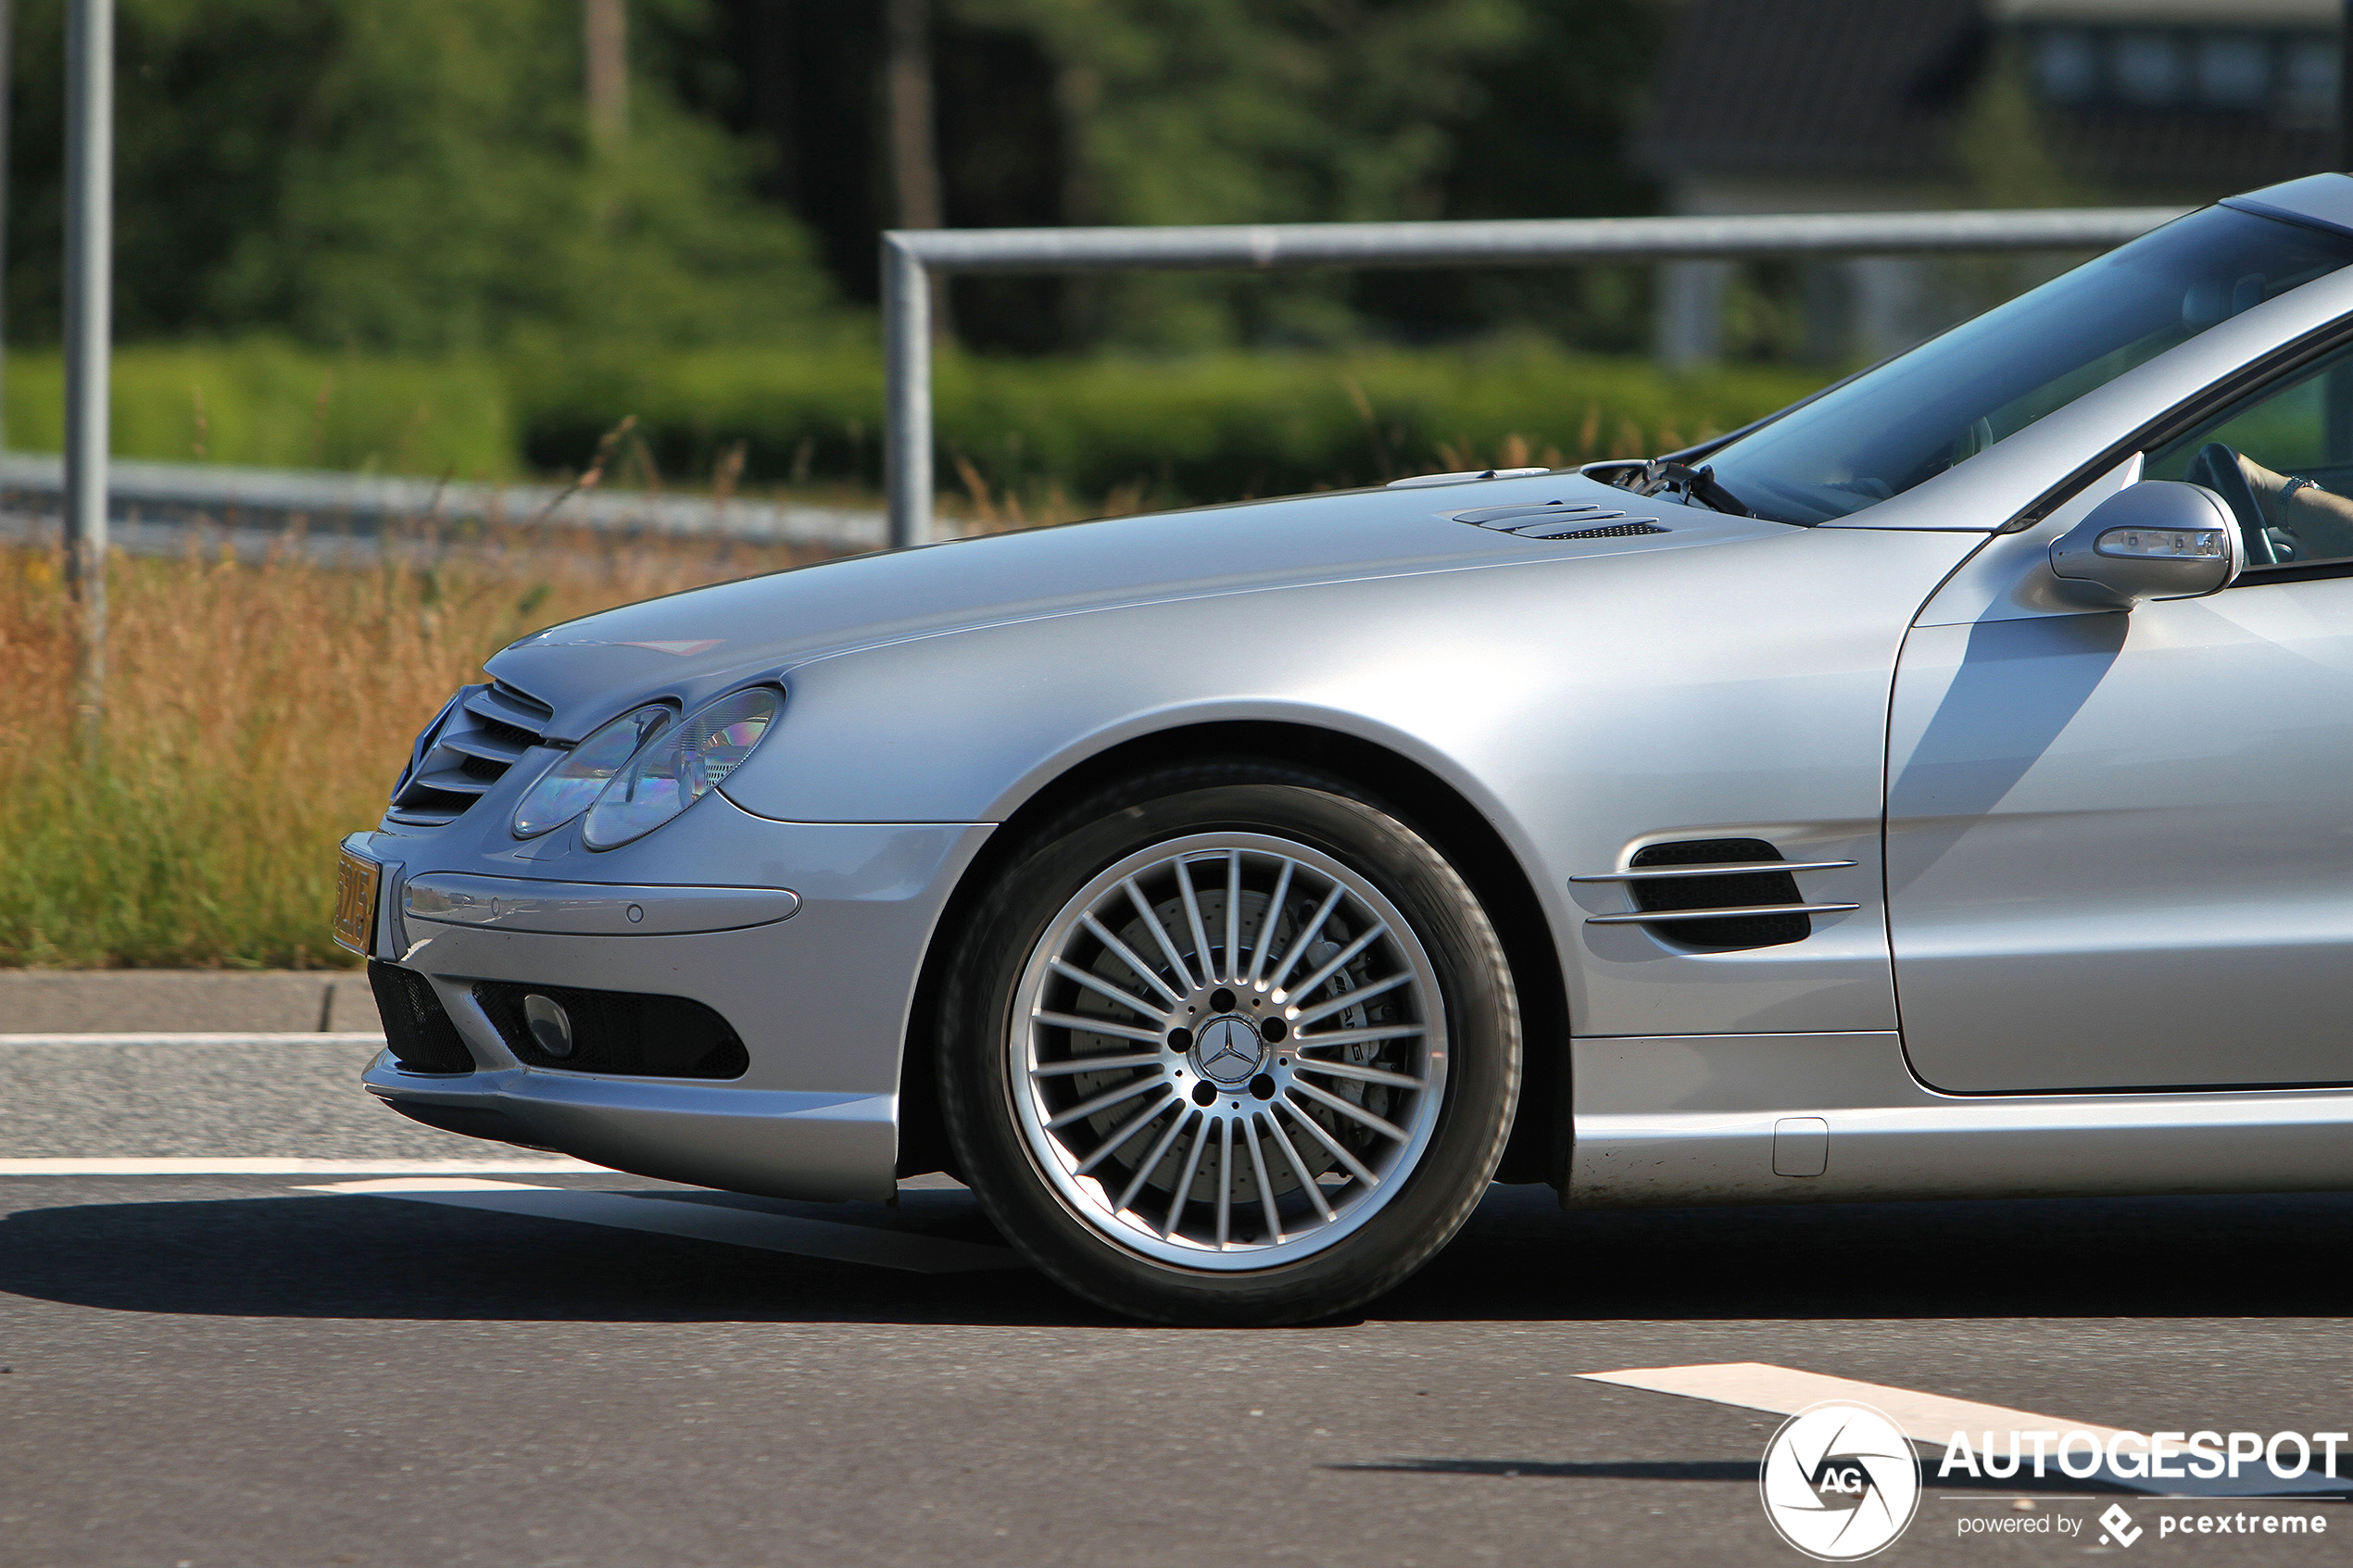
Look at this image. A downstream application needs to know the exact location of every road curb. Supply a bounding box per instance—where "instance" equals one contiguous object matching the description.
[0,970,375,1034]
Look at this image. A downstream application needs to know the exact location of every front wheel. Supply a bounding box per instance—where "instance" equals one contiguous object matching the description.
[938,764,1520,1324]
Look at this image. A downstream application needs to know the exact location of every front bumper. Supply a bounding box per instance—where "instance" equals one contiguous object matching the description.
[351,797,991,1203]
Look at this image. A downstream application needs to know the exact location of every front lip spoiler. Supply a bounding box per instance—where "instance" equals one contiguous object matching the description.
[378,1095,561,1151]
[400,872,799,937]
[362,1056,899,1202]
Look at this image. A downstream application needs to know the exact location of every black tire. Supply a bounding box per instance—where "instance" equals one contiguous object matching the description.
[938,760,1520,1325]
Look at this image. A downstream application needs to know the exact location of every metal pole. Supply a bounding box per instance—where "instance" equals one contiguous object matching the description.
[64,0,110,730]
[883,234,932,548]
[0,0,14,449]
[2342,0,2353,172]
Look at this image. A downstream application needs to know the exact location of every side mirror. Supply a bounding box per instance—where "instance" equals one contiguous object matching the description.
[2048,480,2242,609]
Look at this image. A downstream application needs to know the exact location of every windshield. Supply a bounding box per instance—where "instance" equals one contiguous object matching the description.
[1699,206,2353,524]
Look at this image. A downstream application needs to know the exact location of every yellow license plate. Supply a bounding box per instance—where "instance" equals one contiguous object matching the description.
[332,846,383,957]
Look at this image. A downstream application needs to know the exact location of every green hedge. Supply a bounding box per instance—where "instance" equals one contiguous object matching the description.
[513,341,1827,502]
[4,340,519,478]
[6,337,1831,505]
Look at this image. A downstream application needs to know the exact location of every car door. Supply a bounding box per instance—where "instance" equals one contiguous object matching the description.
[1885,339,2353,1092]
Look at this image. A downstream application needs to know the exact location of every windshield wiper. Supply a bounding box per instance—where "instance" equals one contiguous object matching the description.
[1625,459,1754,518]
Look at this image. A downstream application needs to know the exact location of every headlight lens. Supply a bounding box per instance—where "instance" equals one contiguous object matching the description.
[582,687,781,850]
[511,704,672,839]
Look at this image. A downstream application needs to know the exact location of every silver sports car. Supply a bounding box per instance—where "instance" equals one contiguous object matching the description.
[341,172,2353,1323]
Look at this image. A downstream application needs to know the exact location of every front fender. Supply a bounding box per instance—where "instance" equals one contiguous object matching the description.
[720,523,1978,1040]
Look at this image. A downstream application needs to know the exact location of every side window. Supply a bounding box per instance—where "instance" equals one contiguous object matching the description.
[2146,341,2353,569]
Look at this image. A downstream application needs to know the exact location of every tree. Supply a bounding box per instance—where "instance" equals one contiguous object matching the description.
[4,0,835,352]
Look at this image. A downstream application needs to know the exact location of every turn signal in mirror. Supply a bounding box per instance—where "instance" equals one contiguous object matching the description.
[2095,526,2225,558]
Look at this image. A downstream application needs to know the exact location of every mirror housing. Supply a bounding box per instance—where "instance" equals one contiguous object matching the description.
[2047,480,2242,609]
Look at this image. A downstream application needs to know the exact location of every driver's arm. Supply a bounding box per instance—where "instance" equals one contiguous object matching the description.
[2234,453,2353,542]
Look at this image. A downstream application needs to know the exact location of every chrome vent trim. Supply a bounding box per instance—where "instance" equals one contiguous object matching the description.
[1570,859,1858,884]
[1588,902,1859,926]
[1577,838,1851,948]
[386,680,554,827]
[1453,500,1667,538]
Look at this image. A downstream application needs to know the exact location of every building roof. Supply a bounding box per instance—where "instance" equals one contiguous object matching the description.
[1636,0,2339,199]
[1995,0,2335,22]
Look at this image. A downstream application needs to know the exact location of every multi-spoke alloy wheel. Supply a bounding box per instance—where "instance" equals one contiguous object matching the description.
[939,766,1520,1325]
[1013,833,1446,1267]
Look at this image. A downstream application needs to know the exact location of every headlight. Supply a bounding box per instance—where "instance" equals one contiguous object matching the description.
[511,703,672,839]
[582,687,782,850]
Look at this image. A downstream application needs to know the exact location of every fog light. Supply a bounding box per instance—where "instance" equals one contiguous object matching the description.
[522,993,573,1059]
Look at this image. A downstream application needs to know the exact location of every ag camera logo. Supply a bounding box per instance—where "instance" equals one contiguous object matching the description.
[1760,1401,1922,1560]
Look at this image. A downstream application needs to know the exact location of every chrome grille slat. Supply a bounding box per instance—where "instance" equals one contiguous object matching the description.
[408,767,497,797]
[464,683,555,730]
[439,730,528,766]
[387,679,554,826]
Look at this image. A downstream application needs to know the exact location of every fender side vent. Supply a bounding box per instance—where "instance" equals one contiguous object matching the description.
[1628,839,1809,947]
[1570,838,1861,948]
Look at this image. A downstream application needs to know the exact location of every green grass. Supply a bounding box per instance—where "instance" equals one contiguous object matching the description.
[0,532,824,970]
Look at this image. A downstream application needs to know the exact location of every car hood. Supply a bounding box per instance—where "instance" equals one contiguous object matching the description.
[487,470,1781,741]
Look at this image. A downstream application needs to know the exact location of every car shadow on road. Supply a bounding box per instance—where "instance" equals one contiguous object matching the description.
[1385,1184,2353,1323]
[5,1180,2353,1328]
[0,1185,1114,1328]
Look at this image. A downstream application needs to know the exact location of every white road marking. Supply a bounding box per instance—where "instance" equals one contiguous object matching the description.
[0,1157,598,1175]
[299,1176,560,1194]
[0,1033,388,1046]
[300,1177,1027,1274]
[1585,1361,2123,1445]
[1580,1362,2347,1498]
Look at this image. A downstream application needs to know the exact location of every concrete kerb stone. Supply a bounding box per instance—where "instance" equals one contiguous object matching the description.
[0,970,376,1035]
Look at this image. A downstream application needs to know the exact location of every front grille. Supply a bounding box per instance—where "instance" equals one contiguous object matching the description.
[472,981,750,1079]
[386,680,555,827]
[367,960,478,1073]
[1630,838,1810,947]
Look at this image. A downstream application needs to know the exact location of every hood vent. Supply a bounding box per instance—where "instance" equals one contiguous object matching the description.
[386,680,556,828]
[1453,500,1667,539]
[1570,837,1860,949]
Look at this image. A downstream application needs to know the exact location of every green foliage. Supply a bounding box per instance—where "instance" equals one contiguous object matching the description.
[4,0,836,353]
[950,0,1535,348]
[5,343,518,477]
[6,335,1825,501]
[514,339,1827,501]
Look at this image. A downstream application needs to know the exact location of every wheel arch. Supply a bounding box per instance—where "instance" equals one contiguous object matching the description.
[895,719,1571,1188]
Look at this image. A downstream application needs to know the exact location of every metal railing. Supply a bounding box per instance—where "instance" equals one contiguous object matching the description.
[882,206,2191,547]
[0,452,884,554]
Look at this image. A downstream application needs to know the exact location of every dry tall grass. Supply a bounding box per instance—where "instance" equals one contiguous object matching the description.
[0,526,833,969]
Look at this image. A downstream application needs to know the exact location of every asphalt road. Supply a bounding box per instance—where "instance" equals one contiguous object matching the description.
[5,1036,2351,1566]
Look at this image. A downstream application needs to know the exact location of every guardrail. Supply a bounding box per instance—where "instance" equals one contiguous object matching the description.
[881,206,2192,547]
[0,451,885,554]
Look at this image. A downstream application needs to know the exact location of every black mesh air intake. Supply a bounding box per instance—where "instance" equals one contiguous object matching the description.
[1630,837,1809,948]
[367,960,477,1074]
[471,981,749,1080]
